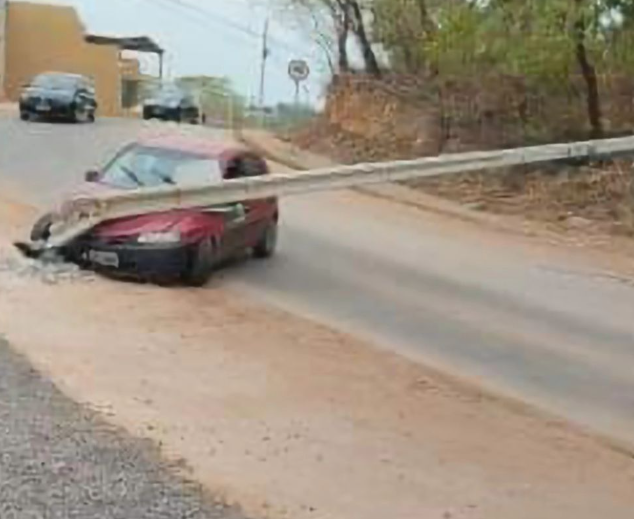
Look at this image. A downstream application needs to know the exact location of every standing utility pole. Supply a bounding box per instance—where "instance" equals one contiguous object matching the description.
[258,17,269,108]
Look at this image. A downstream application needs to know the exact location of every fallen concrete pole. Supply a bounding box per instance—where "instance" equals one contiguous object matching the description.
[24,134,634,252]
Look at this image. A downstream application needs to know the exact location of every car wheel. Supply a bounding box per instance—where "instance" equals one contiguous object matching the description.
[183,237,216,286]
[73,104,89,123]
[20,111,30,122]
[30,213,55,242]
[253,220,278,259]
[88,110,96,123]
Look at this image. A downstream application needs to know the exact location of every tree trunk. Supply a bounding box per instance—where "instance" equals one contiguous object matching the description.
[337,6,351,72]
[415,0,434,34]
[573,2,603,138]
[348,0,381,77]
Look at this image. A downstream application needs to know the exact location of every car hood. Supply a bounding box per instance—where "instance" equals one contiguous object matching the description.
[23,87,75,100]
[92,211,191,239]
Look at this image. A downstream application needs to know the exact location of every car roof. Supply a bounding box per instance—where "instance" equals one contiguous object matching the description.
[135,132,252,160]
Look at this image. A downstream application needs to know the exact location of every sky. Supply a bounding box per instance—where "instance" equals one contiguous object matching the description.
[29,0,329,106]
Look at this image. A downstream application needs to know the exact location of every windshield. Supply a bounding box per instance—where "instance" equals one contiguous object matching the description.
[100,145,223,189]
[31,74,80,90]
[152,88,185,104]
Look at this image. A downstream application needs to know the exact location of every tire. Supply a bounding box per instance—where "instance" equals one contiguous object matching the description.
[183,237,216,286]
[253,220,278,259]
[72,104,81,123]
[30,213,55,242]
[20,111,30,122]
[88,110,96,123]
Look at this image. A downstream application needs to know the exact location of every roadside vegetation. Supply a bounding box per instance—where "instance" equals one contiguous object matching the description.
[276,0,634,237]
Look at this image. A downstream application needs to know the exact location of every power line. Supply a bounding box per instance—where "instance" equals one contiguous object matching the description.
[153,0,299,54]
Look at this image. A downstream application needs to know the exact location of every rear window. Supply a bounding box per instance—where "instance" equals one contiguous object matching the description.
[100,145,223,189]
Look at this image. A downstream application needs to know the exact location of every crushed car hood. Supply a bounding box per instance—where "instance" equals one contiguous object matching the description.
[92,211,190,238]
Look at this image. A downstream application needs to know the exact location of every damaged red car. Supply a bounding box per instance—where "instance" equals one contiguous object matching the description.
[31,134,279,285]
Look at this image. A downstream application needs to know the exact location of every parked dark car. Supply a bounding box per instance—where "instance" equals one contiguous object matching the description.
[19,72,97,123]
[30,133,278,286]
[142,87,200,124]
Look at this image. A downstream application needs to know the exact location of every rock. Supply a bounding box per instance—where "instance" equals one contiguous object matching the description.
[566,216,593,229]
[464,201,487,211]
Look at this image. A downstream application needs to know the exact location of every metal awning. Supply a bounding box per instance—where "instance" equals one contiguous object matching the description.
[85,35,164,55]
[85,34,165,78]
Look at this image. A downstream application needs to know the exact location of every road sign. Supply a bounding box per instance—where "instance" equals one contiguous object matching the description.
[288,60,310,83]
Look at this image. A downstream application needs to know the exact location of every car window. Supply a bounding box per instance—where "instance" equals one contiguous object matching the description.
[100,145,222,189]
[224,154,267,179]
[155,89,184,104]
[31,74,80,91]
[240,155,267,177]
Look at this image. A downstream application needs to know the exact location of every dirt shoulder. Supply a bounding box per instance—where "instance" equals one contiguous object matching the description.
[1,190,634,519]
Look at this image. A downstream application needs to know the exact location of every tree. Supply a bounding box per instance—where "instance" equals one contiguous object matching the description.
[348,0,382,76]
[572,0,603,137]
[282,0,381,76]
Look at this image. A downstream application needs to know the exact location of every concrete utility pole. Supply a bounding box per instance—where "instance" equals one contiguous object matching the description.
[258,17,269,108]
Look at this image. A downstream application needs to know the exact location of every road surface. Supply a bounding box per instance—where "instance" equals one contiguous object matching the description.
[1,117,634,446]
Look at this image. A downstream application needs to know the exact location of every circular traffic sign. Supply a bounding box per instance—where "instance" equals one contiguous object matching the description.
[288,60,310,82]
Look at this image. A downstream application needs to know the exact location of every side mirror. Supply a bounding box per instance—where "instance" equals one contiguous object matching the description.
[84,170,100,183]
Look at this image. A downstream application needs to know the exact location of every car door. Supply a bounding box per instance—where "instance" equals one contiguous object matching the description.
[213,155,250,259]
[76,80,95,113]
[237,153,275,247]
[182,94,198,122]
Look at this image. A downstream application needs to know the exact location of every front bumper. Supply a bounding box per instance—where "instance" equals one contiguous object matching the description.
[67,240,191,280]
[20,99,74,118]
[143,106,180,121]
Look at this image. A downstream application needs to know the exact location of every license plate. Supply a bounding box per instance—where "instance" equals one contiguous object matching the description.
[88,250,119,268]
[36,103,51,112]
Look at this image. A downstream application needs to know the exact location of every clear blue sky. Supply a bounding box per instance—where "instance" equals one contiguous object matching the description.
[29,0,327,106]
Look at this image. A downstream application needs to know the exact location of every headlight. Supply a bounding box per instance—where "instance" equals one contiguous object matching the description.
[137,230,181,244]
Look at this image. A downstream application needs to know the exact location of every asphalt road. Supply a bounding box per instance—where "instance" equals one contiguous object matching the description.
[2,117,634,446]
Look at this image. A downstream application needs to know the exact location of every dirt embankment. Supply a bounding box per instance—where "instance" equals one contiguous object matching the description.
[288,76,634,240]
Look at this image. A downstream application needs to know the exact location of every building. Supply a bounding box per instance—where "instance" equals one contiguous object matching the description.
[0,1,163,116]
[0,0,7,99]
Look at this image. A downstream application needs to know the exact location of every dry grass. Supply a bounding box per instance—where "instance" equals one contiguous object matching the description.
[413,161,634,236]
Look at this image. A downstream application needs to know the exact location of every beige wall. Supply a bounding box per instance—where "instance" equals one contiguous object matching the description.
[5,2,121,116]
[0,0,7,99]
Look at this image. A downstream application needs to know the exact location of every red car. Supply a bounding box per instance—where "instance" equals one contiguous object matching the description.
[31,134,279,285]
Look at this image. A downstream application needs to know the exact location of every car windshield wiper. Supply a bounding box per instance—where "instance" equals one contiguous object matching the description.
[119,165,144,187]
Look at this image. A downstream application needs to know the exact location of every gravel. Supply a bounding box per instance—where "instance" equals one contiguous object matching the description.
[0,337,249,519]
[0,252,95,285]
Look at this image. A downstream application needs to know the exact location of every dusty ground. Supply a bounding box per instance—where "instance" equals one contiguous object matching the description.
[1,190,634,519]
